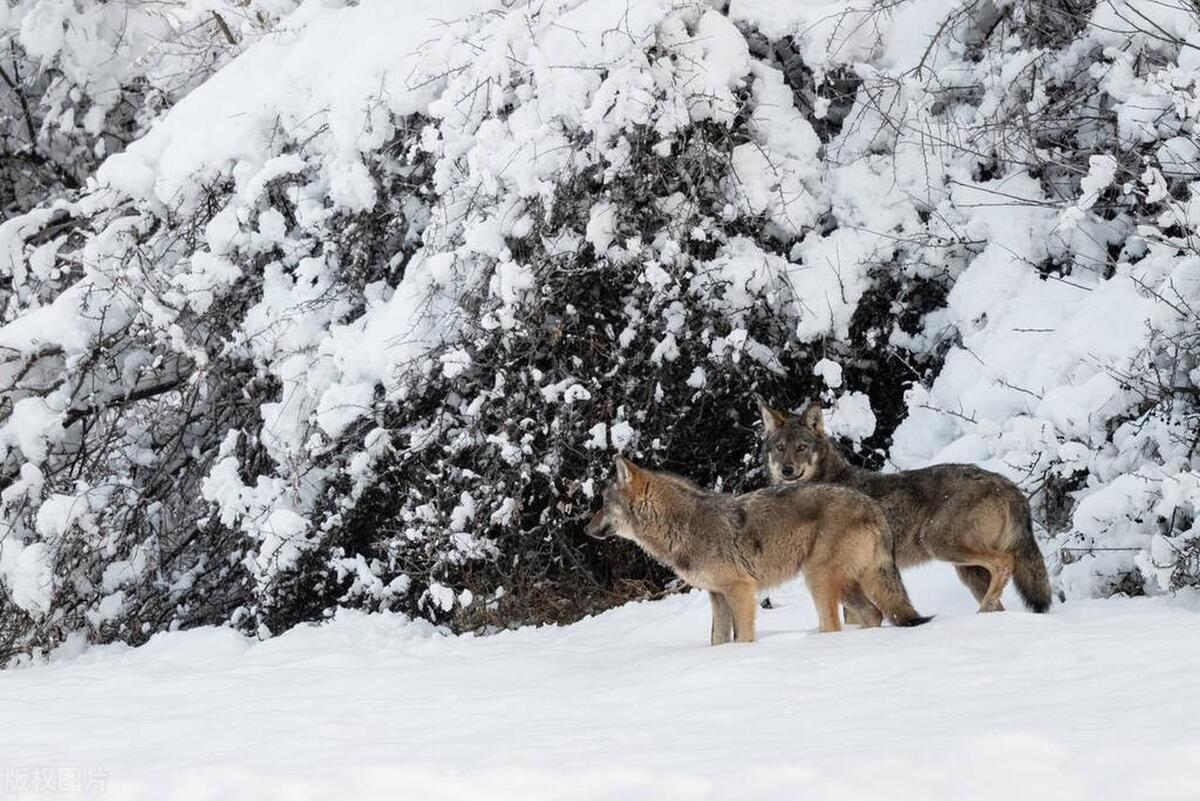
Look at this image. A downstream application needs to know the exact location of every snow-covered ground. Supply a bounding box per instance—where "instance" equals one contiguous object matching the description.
[2,569,1198,801]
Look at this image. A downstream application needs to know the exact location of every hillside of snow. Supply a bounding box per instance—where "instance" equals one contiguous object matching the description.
[2,570,1199,800]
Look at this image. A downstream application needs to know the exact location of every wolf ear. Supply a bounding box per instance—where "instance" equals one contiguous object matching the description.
[614,455,648,495]
[798,401,825,436]
[756,395,790,435]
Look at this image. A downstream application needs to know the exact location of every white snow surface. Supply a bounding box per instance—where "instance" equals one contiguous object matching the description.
[2,570,1198,801]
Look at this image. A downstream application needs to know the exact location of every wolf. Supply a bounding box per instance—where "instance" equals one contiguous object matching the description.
[585,456,931,644]
[757,398,1052,614]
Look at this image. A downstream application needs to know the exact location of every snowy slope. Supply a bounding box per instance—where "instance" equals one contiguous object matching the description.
[2,570,1198,801]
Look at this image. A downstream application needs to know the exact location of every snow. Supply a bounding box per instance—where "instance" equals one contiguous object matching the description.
[2,0,301,192]
[609,421,637,452]
[0,538,51,617]
[812,358,843,389]
[586,201,618,252]
[728,0,964,74]
[96,0,477,205]
[825,391,877,443]
[253,508,311,578]
[2,571,1198,800]
[788,227,878,341]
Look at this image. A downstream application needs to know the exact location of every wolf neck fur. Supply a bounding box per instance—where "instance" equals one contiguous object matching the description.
[627,479,712,569]
[812,441,858,483]
[627,508,686,570]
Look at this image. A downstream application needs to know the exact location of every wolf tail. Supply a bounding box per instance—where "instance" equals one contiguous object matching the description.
[864,562,932,628]
[1011,500,1052,613]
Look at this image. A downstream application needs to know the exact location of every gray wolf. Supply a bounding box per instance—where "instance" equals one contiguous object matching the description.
[757,398,1052,613]
[586,456,931,644]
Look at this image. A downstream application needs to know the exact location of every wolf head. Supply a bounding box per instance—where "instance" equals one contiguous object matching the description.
[585,456,651,540]
[757,397,830,483]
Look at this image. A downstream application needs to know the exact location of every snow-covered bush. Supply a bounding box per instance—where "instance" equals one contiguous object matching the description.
[1,0,1199,659]
[0,0,297,215]
[835,0,1200,597]
[0,0,923,656]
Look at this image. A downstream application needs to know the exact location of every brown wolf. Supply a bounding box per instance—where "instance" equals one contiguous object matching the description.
[757,398,1052,614]
[585,456,931,644]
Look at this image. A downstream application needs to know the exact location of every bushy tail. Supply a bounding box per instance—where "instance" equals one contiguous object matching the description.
[865,563,933,628]
[1012,501,1052,613]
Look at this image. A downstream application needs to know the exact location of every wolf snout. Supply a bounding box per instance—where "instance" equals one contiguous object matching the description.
[780,464,797,479]
[584,509,611,539]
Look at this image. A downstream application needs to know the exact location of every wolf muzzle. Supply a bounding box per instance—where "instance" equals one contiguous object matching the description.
[584,509,612,539]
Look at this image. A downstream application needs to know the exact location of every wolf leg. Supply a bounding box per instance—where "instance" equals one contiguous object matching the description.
[935,540,1008,612]
[709,591,734,645]
[724,581,758,643]
[954,565,998,609]
[804,573,843,633]
[860,566,931,627]
[943,549,1014,613]
[842,588,883,628]
[976,553,1014,613]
